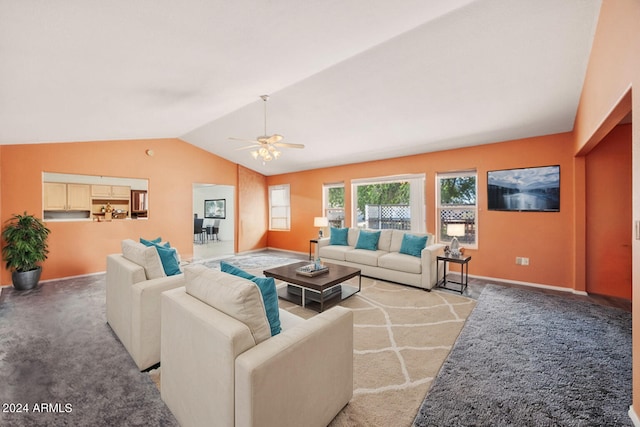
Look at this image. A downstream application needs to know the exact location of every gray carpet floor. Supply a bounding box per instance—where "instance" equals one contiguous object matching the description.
[413,284,632,427]
[0,275,178,426]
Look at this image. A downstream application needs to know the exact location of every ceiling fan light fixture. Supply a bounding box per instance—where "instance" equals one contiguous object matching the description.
[231,94,305,165]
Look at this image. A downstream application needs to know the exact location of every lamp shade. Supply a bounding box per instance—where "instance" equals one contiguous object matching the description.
[446,223,465,237]
[314,217,329,227]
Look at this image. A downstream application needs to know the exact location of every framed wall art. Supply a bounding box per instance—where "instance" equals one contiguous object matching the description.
[487,165,560,212]
[204,199,226,219]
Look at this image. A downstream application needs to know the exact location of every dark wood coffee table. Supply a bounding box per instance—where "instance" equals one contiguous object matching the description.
[263,261,361,312]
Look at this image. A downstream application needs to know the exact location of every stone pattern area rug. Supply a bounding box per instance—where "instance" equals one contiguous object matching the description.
[275,275,476,427]
[413,284,632,427]
[0,276,178,427]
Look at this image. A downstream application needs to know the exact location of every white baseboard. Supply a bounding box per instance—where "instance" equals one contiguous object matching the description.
[466,273,589,296]
[40,270,106,283]
[629,405,640,426]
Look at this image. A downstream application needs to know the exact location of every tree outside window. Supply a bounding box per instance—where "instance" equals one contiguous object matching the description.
[437,172,477,246]
[323,184,345,228]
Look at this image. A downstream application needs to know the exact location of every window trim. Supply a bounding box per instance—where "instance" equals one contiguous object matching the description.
[350,173,425,232]
[322,182,345,228]
[436,170,478,249]
[268,184,290,231]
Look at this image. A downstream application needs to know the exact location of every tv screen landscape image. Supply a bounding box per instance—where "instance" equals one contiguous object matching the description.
[487,165,560,212]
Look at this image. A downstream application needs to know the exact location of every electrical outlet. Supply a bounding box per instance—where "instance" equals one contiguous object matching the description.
[521,257,529,266]
[516,257,529,266]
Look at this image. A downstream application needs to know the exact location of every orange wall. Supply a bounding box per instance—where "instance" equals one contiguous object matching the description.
[267,132,576,289]
[573,0,640,415]
[0,138,244,285]
[585,124,632,298]
[238,165,268,251]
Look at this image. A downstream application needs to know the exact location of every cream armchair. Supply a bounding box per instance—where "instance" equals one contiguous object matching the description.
[106,245,184,371]
[161,265,354,427]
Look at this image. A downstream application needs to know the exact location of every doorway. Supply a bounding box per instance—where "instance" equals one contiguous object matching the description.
[193,183,235,261]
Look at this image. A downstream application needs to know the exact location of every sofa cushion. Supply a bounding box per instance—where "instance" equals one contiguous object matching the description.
[355,230,381,251]
[140,239,181,276]
[345,248,385,267]
[377,229,393,252]
[184,264,271,345]
[319,245,352,261]
[399,234,429,257]
[278,309,305,332]
[329,227,349,245]
[220,262,281,336]
[121,239,166,280]
[348,228,360,247]
[378,252,422,274]
[389,230,407,253]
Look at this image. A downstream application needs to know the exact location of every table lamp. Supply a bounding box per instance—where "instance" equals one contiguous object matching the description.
[446,223,465,256]
[314,217,329,238]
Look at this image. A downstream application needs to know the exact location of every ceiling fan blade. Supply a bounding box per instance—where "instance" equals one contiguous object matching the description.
[274,142,305,149]
[229,137,259,144]
[235,145,260,151]
[266,134,284,144]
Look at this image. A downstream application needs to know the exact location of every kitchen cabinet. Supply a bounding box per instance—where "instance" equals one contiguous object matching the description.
[91,185,130,199]
[44,183,91,211]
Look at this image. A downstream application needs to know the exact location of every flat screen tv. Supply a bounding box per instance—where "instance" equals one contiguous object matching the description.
[487,165,560,212]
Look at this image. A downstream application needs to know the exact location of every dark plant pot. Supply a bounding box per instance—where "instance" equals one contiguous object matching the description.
[12,267,42,291]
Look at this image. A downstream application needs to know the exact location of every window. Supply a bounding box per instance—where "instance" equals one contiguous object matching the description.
[351,174,425,232]
[269,184,290,230]
[322,183,345,228]
[437,171,477,247]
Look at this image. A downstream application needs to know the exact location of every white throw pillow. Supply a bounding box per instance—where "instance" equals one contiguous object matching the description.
[121,239,166,280]
[184,264,271,345]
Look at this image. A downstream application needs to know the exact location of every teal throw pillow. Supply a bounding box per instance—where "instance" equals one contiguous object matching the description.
[220,262,281,336]
[140,237,162,246]
[399,234,429,257]
[355,230,381,251]
[329,227,349,246]
[153,244,181,276]
[140,237,181,276]
[220,261,253,280]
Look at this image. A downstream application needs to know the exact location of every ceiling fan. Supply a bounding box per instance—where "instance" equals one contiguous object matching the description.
[230,95,304,163]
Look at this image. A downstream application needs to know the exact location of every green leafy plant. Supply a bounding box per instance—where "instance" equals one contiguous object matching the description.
[2,212,51,272]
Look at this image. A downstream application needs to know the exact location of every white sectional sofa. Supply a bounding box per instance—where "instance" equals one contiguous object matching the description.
[161,265,353,427]
[106,239,185,371]
[318,228,446,290]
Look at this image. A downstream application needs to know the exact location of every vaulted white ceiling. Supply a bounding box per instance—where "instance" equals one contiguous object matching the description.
[0,0,602,175]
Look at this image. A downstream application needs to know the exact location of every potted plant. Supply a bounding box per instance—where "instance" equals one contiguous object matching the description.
[2,212,51,290]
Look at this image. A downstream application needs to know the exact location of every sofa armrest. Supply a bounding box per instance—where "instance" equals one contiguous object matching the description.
[317,237,331,249]
[106,254,147,355]
[421,243,446,290]
[129,273,185,370]
[235,306,353,427]
[161,287,256,427]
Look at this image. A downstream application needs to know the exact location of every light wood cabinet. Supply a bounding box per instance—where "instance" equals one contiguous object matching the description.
[44,183,91,211]
[91,185,130,198]
[67,184,92,210]
[110,185,130,198]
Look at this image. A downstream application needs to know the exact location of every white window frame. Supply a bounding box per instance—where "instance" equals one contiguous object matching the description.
[436,170,478,248]
[350,174,425,232]
[269,184,290,231]
[322,182,345,228]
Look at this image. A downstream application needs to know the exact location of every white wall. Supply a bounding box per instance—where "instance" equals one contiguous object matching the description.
[193,184,234,242]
